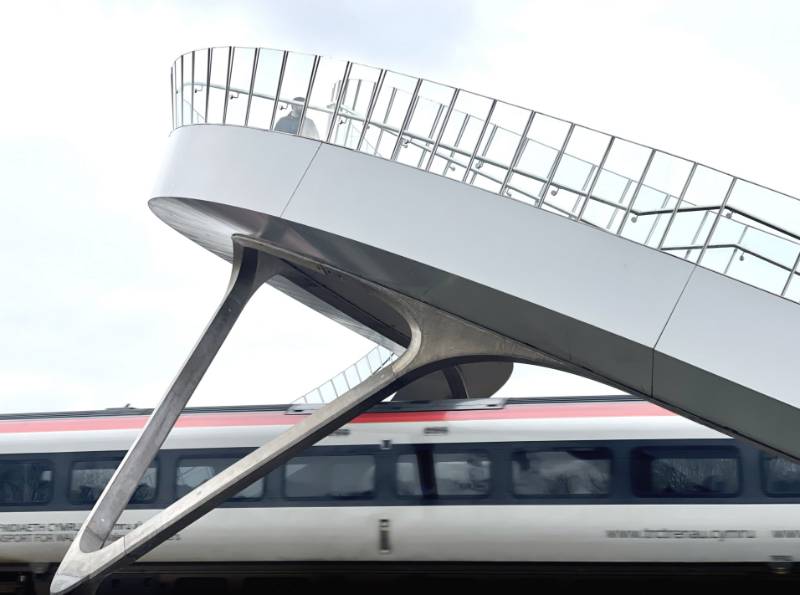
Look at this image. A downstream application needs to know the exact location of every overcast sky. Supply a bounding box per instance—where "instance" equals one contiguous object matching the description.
[0,1,798,413]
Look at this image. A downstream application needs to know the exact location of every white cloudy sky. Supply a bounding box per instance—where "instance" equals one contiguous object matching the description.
[0,0,797,413]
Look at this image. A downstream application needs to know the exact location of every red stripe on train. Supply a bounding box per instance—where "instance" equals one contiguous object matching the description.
[0,402,673,434]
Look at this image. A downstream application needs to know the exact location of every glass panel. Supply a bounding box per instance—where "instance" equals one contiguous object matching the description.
[303,56,347,141]
[332,63,381,150]
[395,81,455,168]
[467,102,530,191]
[285,455,374,499]
[763,454,800,496]
[506,171,544,206]
[319,380,337,402]
[516,114,571,184]
[273,52,315,136]
[332,372,349,395]
[356,357,372,381]
[728,180,800,239]
[512,448,611,496]
[0,460,52,505]
[176,457,264,500]
[632,447,739,497]
[661,166,734,262]
[70,460,157,504]
[619,152,692,246]
[435,92,493,180]
[206,46,231,125]
[364,71,418,159]
[396,451,491,497]
[547,126,611,215]
[248,48,283,130]
[582,140,651,230]
[344,365,361,388]
[224,47,255,126]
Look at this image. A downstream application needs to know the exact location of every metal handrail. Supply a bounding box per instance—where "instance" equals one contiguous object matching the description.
[170,48,800,302]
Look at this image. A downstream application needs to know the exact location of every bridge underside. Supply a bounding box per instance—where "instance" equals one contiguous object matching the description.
[151,125,800,462]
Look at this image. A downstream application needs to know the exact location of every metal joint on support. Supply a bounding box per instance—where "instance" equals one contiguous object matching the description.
[51,235,574,594]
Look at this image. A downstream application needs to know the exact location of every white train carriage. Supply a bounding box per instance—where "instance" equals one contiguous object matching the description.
[1,396,800,591]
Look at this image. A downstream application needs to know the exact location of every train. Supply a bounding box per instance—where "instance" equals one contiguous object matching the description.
[1,395,800,593]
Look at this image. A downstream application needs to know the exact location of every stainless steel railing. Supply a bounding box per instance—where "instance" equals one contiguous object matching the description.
[294,345,396,404]
[170,46,800,301]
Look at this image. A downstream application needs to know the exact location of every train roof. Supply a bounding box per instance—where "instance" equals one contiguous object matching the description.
[0,395,644,421]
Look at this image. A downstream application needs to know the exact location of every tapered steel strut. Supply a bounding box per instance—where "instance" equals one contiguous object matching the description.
[51,235,571,594]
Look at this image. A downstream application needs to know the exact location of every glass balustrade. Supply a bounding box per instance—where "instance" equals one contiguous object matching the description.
[170,47,800,303]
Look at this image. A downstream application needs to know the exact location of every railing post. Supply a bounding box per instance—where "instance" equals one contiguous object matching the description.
[170,66,175,130]
[326,61,352,143]
[781,250,800,297]
[222,46,233,125]
[576,136,615,222]
[244,49,259,127]
[697,177,738,266]
[500,111,535,196]
[657,162,697,250]
[540,122,575,207]
[391,78,423,161]
[269,51,288,130]
[179,55,184,127]
[297,55,321,138]
[425,88,459,171]
[356,69,386,152]
[616,148,656,235]
[204,47,212,124]
[190,51,195,124]
[462,99,497,183]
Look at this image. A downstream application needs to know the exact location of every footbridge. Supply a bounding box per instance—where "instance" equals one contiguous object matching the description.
[52,47,800,592]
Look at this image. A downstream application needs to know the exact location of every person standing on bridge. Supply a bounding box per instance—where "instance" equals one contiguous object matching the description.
[275,96,320,139]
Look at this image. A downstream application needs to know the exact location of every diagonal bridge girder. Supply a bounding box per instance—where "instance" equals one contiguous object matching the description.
[51,235,581,594]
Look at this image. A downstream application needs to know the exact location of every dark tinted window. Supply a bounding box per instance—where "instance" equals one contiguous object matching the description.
[176,457,263,501]
[762,454,800,496]
[397,451,491,497]
[0,460,53,505]
[632,446,739,497]
[70,460,157,504]
[285,455,374,499]
[512,448,611,496]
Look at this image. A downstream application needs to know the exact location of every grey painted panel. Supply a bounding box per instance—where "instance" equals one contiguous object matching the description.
[153,125,321,217]
[284,142,694,349]
[652,352,800,459]
[656,266,800,408]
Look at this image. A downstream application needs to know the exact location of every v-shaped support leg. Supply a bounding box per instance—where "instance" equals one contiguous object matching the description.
[52,235,566,594]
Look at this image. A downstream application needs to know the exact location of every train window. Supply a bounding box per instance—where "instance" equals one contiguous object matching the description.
[0,460,53,505]
[511,448,611,497]
[762,454,800,496]
[631,446,739,498]
[70,460,157,505]
[284,455,375,499]
[396,451,491,497]
[176,458,264,501]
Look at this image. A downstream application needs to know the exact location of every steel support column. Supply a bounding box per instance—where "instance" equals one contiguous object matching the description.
[52,235,565,594]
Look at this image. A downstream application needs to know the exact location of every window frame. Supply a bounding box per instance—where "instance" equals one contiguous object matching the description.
[631,445,742,499]
[68,457,159,506]
[282,453,377,502]
[0,457,54,506]
[510,446,613,500]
